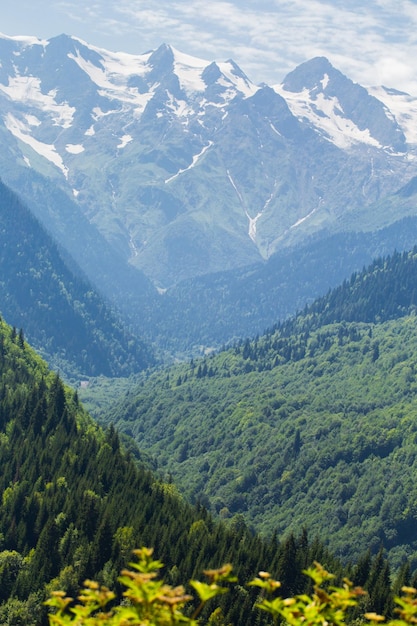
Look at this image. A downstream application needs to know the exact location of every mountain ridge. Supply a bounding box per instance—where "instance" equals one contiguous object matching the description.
[1,33,417,290]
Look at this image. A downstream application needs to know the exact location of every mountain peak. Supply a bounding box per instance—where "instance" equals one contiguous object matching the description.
[148,43,175,71]
[277,56,407,152]
[0,34,414,294]
[225,58,251,81]
[282,56,338,93]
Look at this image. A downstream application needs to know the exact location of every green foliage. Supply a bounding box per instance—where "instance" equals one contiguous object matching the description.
[101,248,417,567]
[0,309,348,625]
[5,240,417,622]
[253,564,417,626]
[47,548,234,625]
[44,558,417,626]
[251,561,365,626]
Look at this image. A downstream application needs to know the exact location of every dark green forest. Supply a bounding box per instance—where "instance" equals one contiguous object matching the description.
[0,180,154,378]
[0,311,341,624]
[4,182,417,622]
[0,304,414,624]
[98,248,417,568]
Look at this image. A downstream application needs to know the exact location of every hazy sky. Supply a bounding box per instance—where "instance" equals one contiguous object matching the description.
[2,1,417,93]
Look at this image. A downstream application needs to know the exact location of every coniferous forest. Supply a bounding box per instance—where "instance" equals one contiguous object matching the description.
[0,292,415,623]
[89,249,417,569]
[3,193,417,622]
[0,314,349,624]
[4,30,417,626]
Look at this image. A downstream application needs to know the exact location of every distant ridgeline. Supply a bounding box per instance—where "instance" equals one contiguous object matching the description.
[0,180,154,378]
[142,220,417,356]
[282,247,417,332]
[0,306,414,623]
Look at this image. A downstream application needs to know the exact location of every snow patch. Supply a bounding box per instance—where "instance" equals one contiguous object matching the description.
[227,170,244,205]
[165,141,213,183]
[320,73,330,90]
[91,106,123,120]
[0,76,75,128]
[92,107,106,120]
[5,112,68,178]
[66,143,84,154]
[246,211,262,242]
[170,47,258,100]
[270,122,281,136]
[118,134,133,148]
[229,170,265,243]
[171,46,208,95]
[216,61,258,99]
[68,50,156,113]
[129,236,139,258]
[24,114,41,126]
[90,45,152,79]
[369,86,417,146]
[0,33,49,47]
[166,91,193,118]
[290,207,318,229]
[274,84,381,150]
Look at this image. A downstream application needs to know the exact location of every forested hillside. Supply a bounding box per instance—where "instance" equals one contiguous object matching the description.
[4,31,417,625]
[0,180,154,377]
[0,308,368,625]
[1,241,417,623]
[101,248,417,568]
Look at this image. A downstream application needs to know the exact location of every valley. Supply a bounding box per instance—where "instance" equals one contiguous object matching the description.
[91,249,417,568]
[1,30,417,625]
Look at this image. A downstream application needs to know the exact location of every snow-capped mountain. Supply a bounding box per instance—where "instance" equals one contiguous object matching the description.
[1,33,417,288]
[274,56,407,152]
